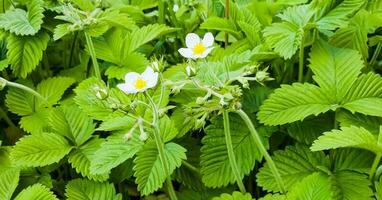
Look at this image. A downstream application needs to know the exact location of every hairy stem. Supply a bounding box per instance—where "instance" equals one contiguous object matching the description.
[298,35,305,82]
[370,42,382,68]
[1,77,47,103]
[223,110,246,193]
[146,94,178,200]
[369,153,382,181]
[158,0,165,24]
[236,109,286,193]
[84,33,101,80]
[182,160,200,174]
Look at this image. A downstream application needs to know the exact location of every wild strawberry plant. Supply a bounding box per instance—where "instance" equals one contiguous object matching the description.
[0,0,381,199]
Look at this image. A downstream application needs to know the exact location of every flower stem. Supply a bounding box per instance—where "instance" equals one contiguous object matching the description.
[298,35,305,82]
[235,109,286,193]
[146,94,178,200]
[1,77,47,103]
[224,0,229,47]
[223,110,246,193]
[158,0,165,24]
[369,153,382,181]
[84,32,101,80]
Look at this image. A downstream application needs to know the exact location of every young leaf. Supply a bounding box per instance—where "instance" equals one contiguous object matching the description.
[65,179,122,200]
[201,114,264,188]
[14,183,58,200]
[10,132,73,167]
[0,0,44,36]
[7,32,50,78]
[310,126,382,153]
[49,106,95,146]
[257,83,332,126]
[256,145,329,192]
[134,142,186,196]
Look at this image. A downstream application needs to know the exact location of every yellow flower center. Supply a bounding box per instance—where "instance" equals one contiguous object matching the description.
[134,78,147,90]
[192,43,206,55]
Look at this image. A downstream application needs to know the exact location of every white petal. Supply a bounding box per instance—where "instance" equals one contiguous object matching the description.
[141,67,155,77]
[178,48,194,59]
[185,33,201,48]
[202,32,214,47]
[200,47,214,58]
[124,72,140,84]
[117,83,138,94]
[146,72,158,88]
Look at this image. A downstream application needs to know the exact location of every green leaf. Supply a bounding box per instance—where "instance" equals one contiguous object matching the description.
[277,4,314,27]
[330,171,373,200]
[14,183,58,200]
[10,132,73,167]
[337,111,382,135]
[68,138,109,181]
[309,40,363,103]
[134,142,186,195]
[201,114,264,188]
[125,24,175,53]
[0,168,19,200]
[65,179,122,200]
[259,194,287,200]
[104,52,149,80]
[257,83,332,126]
[212,191,252,200]
[286,114,333,144]
[257,145,329,192]
[311,126,382,153]
[342,73,382,118]
[200,17,242,39]
[0,0,44,36]
[49,106,95,146]
[19,108,50,134]
[263,22,302,59]
[158,115,178,142]
[316,0,365,31]
[36,77,75,107]
[7,32,50,78]
[5,81,34,116]
[287,173,333,200]
[90,132,143,175]
[330,148,374,173]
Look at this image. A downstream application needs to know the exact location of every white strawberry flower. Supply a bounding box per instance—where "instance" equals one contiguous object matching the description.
[117,67,158,94]
[178,32,214,59]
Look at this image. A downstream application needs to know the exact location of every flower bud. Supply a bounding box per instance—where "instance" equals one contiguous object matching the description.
[196,97,205,104]
[123,133,133,141]
[152,61,160,72]
[0,77,6,90]
[255,70,269,82]
[139,131,148,141]
[186,65,195,77]
[173,4,179,12]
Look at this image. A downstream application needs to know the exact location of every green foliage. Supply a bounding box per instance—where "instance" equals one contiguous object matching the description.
[212,191,252,200]
[0,0,381,199]
[65,179,122,200]
[10,132,73,167]
[201,114,264,188]
[0,0,44,36]
[14,183,58,200]
[6,32,50,78]
[134,142,186,195]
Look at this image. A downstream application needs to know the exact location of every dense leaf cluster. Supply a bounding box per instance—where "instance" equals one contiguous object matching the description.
[0,0,381,199]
